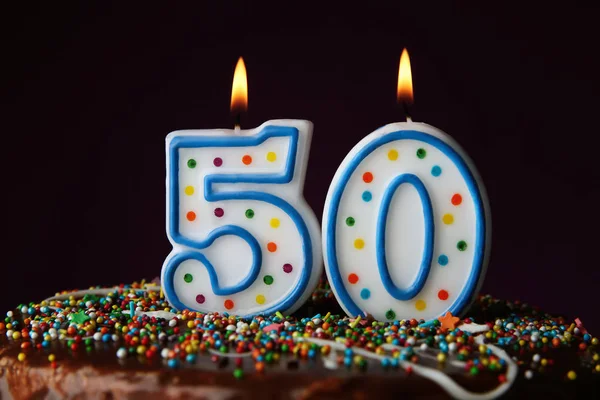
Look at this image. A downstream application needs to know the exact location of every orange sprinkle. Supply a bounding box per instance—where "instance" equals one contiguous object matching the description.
[242,155,252,165]
[267,242,277,252]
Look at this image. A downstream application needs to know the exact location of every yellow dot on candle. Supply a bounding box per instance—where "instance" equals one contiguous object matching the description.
[415,300,427,311]
[266,152,277,162]
[354,238,365,249]
[270,218,280,228]
[184,186,194,196]
[442,214,454,225]
[256,294,266,304]
[388,149,399,161]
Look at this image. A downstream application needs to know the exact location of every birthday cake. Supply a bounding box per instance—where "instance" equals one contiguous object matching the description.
[0,277,598,400]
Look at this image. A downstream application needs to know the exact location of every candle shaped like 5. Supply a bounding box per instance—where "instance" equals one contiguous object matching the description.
[162,120,322,317]
[323,51,490,321]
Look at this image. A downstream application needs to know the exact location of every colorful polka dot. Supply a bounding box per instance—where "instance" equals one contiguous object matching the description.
[438,254,449,266]
[360,288,371,299]
[195,294,205,304]
[362,172,373,183]
[416,148,427,159]
[348,273,359,284]
[242,155,252,165]
[283,263,293,273]
[184,273,193,283]
[224,300,234,310]
[187,159,197,168]
[388,149,398,161]
[431,165,442,177]
[438,290,449,301]
[267,242,277,252]
[442,213,454,225]
[213,157,223,167]
[214,208,224,218]
[362,191,372,202]
[263,275,274,285]
[385,309,396,320]
[266,152,277,162]
[415,299,427,311]
[245,209,254,219]
[345,217,355,227]
[451,194,463,206]
[270,218,280,228]
[256,295,265,304]
[184,186,194,196]
[457,240,468,251]
[186,211,196,221]
[354,238,365,249]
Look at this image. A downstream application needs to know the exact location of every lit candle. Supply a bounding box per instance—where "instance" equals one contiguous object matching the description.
[323,49,491,321]
[162,58,322,317]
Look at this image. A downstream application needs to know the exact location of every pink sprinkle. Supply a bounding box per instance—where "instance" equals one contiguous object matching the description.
[575,318,588,334]
[262,323,283,333]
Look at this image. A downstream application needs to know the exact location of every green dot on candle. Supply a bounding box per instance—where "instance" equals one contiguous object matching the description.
[245,209,254,219]
[263,275,274,285]
[346,217,355,227]
[416,148,427,159]
[457,240,468,251]
[184,273,193,283]
[385,309,396,320]
[187,159,197,168]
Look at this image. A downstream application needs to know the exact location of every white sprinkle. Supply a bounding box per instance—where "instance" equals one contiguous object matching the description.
[525,370,533,379]
[420,343,428,351]
[116,348,128,359]
[161,348,170,359]
[506,323,515,330]
[532,354,541,363]
[407,337,416,346]
[169,319,177,327]
[7,311,13,318]
[448,342,458,353]
[93,332,103,341]
[48,328,57,336]
[85,301,93,308]
[158,332,167,340]
[312,318,322,325]
[112,334,120,342]
[495,319,502,326]
[21,306,28,314]
[30,332,39,340]
[89,312,97,319]
[226,325,236,331]
[6,330,14,338]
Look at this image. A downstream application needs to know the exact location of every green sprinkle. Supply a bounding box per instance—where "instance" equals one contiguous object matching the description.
[275,311,284,320]
[233,368,244,379]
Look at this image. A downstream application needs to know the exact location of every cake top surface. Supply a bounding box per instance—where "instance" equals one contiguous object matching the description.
[0,278,598,399]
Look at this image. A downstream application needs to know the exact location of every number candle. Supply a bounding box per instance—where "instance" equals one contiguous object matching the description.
[162,58,322,317]
[323,50,491,321]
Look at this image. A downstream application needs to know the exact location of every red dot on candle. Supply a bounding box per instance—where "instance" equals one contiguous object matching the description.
[242,155,252,165]
[438,290,449,301]
[362,172,373,183]
[224,299,234,310]
[213,157,223,167]
[196,294,205,304]
[348,273,359,284]
[283,263,293,273]
[186,211,196,221]
[451,194,463,206]
[267,242,277,252]
[214,208,224,218]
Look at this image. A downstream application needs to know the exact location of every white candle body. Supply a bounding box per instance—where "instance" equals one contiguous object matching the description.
[323,122,491,321]
[162,120,322,317]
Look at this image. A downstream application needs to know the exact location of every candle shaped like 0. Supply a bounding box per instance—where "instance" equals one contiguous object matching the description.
[323,50,491,321]
[162,59,322,317]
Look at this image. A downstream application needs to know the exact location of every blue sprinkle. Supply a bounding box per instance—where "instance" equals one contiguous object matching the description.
[391,358,399,368]
[360,288,371,300]
[186,354,197,363]
[345,348,353,357]
[168,359,179,368]
[344,357,352,367]
[438,254,449,266]
[102,334,111,343]
[381,358,391,368]
[362,191,372,202]
[129,301,135,316]
[431,165,442,177]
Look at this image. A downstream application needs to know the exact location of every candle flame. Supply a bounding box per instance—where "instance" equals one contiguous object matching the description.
[231,57,248,114]
[397,48,413,104]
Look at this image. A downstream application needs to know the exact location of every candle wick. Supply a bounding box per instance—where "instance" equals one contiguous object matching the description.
[402,101,413,122]
[233,113,241,133]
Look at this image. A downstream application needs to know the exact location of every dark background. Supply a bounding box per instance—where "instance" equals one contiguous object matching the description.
[2,3,599,333]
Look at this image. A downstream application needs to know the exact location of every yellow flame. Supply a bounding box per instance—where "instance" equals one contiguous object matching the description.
[231,57,248,112]
[397,48,413,104]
